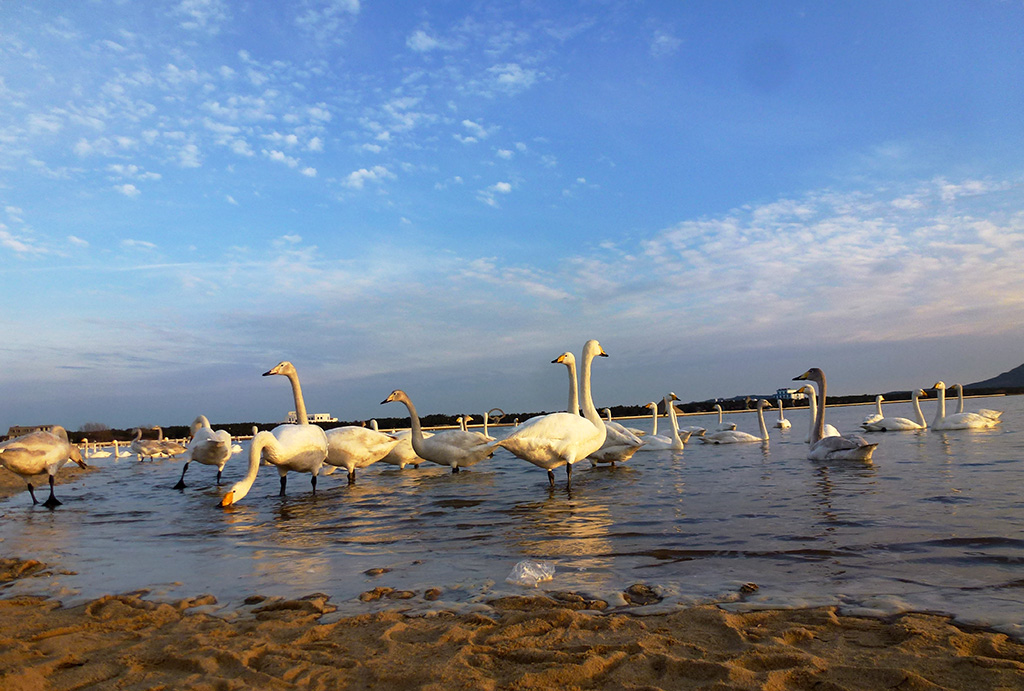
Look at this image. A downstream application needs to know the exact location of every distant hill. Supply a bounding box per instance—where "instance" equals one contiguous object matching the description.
[968,362,1024,389]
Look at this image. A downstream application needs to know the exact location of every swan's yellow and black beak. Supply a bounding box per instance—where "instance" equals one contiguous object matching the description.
[598,348,609,358]
[69,447,88,469]
[793,370,811,381]
[219,491,235,507]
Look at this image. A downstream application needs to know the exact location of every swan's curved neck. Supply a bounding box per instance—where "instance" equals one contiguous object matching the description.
[286,372,309,424]
[398,397,428,458]
[875,396,883,416]
[812,379,827,444]
[757,404,769,441]
[133,428,142,442]
[955,385,964,415]
[564,360,579,415]
[650,405,659,436]
[912,391,926,427]
[231,431,274,502]
[578,350,601,427]
[778,399,785,420]
[666,398,682,445]
[933,386,946,426]
[483,413,489,436]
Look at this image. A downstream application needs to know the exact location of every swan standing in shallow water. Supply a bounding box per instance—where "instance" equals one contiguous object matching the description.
[637,395,690,451]
[931,381,1001,430]
[861,390,928,432]
[496,340,608,487]
[0,426,88,507]
[774,399,792,430]
[951,383,1003,421]
[796,385,840,443]
[174,415,233,489]
[701,399,770,444]
[324,424,401,484]
[794,368,878,461]
[553,351,642,465]
[382,390,499,472]
[153,427,187,457]
[130,428,166,461]
[220,361,328,506]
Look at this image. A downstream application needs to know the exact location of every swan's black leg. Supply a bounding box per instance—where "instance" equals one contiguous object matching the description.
[279,475,287,496]
[27,483,39,505]
[348,469,356,484]
[566,463,573,488]
[173,462,190,490]
[452,466,460,474]
[216,469,222,485]
[310,474,317,494]
[42,476,61,508]
[547,470,555,488]
[413,463,419,469]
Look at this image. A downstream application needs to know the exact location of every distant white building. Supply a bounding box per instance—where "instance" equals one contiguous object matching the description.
[285,411,338,424]
[776,388,807,402]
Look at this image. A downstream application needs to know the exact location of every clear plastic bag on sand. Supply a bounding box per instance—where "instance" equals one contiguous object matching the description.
[506,560,556,587]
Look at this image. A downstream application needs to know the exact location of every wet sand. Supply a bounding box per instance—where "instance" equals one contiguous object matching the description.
[2,473,1024,689]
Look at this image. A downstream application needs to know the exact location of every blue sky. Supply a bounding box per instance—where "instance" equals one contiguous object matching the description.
[2,1,1024,429]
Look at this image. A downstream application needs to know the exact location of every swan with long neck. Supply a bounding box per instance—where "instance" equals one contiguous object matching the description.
[794,368,878,461]
[796,385,840,443]
[862,395,885,426]
[700,399,770,444]
[496,339,609,487]
[931,381,1001,430]
[174,415,233,489]
[637,395,690,450]
[153,426,187,457]
[0,426,88,507]
[554,352,641,464]
[130,428,165,461]
[220,361,328,506]
[712,404,737,432]
[774,399,792,430]
[381,390,500,472]
[951,383,1002,420]
[861,390,928,431]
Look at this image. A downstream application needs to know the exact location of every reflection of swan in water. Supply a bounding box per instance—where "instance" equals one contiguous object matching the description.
[712,404,736,432]
[175,415,233,489]
[701,399,770,444]
[931,381,1001,430]
[796,385,840,443]
[861,390,927,431]
[0,426,88,507]
[220,361,328,505]
[496,340,608,488]
[636,396,689,451]
[773,399,792,430]
[951,383,1003,421]
[862,395,884,426]
[794,368,878,461]
[553,351,641,465]
[325,424,401,483]
[382,390,499,472]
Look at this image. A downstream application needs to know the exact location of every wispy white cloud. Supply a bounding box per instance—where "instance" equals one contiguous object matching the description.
[173,0,230,34]
[343,165,395,189]
[114,183,141,197]
[650,30,682,57]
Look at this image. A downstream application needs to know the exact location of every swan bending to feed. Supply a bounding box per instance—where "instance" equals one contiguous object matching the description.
[951,383,1003,421]
[0,426,88,507]
[174,415,233,489]
[554,351,642,465]
[862,395,885,426]
[794,368,878,462]
[774,399,792,430]
[637,395,690,451]
[931,381,1001,430]
[496,340,608,487]
[381,390,500,472]
[325,425,401,483]
[220,361,328,506]
[797,385,840,443]
[860,390,927,432]
[701,399,770,444]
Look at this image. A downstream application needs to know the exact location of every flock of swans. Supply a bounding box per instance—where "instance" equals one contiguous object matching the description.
[0,339,1006,507]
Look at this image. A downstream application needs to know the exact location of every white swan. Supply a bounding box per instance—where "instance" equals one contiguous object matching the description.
[496,340,608,487]
[712,404,737,432]
[554,351,642,465]
[325,425,401,483]
[794,368,878,461]
[701,399,770,444]
[951,383,1003,420]
[82,438,112,459]
[220,361,328,506]
[861,390,927,431]
[931,381,1001,430]
[796,385,840,443]
[174,415,233,489]
[379,428,429,469]
[113,440,131,458]
[130,428,166,461]
[862,395,885,426]
[774,399,792,430]
[603,408,646,438]
[637,395,690,451]
[381,390,499,472]
[153,426,187,457]
[0,426,88,507]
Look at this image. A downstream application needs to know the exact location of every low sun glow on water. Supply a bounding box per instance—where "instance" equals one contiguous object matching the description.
[2,395,1023,635]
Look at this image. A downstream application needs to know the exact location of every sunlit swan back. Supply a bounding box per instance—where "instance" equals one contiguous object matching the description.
[0,425,88,507]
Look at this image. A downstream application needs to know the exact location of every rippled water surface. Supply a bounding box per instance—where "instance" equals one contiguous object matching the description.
[3,395,1023,634]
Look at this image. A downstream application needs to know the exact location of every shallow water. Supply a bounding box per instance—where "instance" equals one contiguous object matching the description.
[2,395,1023,635]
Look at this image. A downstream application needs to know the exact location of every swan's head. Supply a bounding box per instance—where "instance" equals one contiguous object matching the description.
[667,392,680,402]
[646,402,658,410]
[190,415,211,435]
[68,446,88,469]
[756,399,770,409]
[582,340,609,360]
[796,385,815,397]
[219,488,238,507]
[381,389,409,406]
[263,361,296,378]
[915,389,927,398]
[552,352,575,366]
[793,368,825,386]
[932,381,947,391]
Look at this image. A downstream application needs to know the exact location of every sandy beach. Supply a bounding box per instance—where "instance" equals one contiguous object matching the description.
[2,476,1024,689]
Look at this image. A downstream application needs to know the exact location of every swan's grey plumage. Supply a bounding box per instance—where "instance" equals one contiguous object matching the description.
[0,426,88,507]
[794,368,878,462]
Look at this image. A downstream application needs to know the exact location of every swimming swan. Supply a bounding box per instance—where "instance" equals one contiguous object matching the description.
[862,395,885,426]
[82,438,111,459]
[931,381,1001,430]
[796,385,840,443]
[496,340,609,487]
[951,383,1002,420]
[794,368,878,461]
[0,426,88,507]
[774,399,792,430]
[638,395,691,450]
[381,390,500,472]
[220,361,328,506]
[174,415,233,489]
[701,399,770,444]
[712,404,737,432]
[861,390,927,431]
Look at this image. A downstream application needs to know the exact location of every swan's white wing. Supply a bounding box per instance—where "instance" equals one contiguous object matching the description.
[808,435,877,461]
[326,426,402,469]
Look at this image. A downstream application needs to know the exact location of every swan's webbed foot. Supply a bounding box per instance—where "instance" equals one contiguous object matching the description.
[547,470,555,488]
[452,466,460,474]
[42,477,61,509]
[173,463,190,490]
